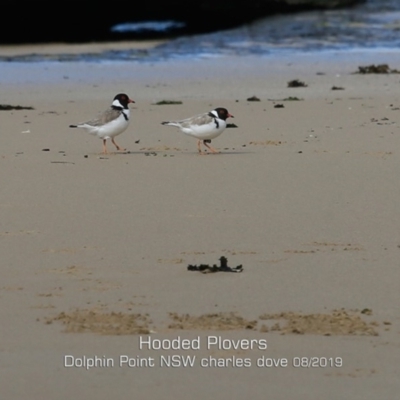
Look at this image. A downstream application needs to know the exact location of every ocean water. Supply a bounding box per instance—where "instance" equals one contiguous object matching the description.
[153,0,400,59]
[1,0,399,62]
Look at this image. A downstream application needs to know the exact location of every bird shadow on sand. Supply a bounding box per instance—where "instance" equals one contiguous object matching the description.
[213,150,255,155]
[115,149,255,157]
[94,150,144,156]
[185,150,255,156]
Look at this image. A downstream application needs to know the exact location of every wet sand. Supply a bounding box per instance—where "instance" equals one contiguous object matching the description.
[0,46,399,399]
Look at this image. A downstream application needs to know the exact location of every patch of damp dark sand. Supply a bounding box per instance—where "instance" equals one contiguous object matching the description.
[259,309,378,336]
[168,312,257,331]
[140,145,182,152]
[44,309,152,335]
[45,308,385,335]
[249,140,283,146]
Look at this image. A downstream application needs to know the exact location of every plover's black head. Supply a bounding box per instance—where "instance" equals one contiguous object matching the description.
[112,93,135,109]
[211,107,234,120]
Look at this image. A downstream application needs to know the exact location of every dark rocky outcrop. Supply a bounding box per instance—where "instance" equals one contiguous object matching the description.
[1,0,365,43]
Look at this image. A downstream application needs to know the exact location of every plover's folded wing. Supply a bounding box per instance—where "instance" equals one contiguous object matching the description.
[83,108,122,126]
[178,113,214,127]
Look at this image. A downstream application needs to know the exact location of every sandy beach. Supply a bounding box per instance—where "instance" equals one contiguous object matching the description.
[0,45,399,399]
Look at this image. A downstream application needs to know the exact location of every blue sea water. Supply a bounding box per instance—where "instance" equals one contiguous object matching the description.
[152,0,400,59]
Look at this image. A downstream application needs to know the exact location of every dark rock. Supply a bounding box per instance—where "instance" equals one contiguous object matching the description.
[0,1,365,43]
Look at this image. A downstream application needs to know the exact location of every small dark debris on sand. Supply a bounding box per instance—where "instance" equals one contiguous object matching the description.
[361,308,372,315]
[274,104,284,108]
[227,123,238,128]
[355,64,400,74]
[0,104,34,111]
[188,256,243,273]
[287,79,308,88]
[247,95,260,101]
[268,97,303,102]
[283,96,303,101]
[153,100,183,105]
[331,86,345,90]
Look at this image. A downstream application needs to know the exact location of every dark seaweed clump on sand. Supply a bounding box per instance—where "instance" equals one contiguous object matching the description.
[0,104,34,110]
[188,256,243,273]
[287,79,308,88]
[355,64,400,74]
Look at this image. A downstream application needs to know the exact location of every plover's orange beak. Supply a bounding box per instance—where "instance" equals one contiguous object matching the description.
[228,113,234,118]
[129,98,135,104]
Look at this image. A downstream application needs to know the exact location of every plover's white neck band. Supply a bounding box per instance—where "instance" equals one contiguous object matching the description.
[112,99,124,109]
[210,110,219,118]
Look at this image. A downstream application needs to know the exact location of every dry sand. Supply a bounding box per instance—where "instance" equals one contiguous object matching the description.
[0,45,399,399]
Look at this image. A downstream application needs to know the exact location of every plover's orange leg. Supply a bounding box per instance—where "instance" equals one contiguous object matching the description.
[203,140,219,154]
[111,138,126,151]
[197,140,206,155]
[102,139,109,154]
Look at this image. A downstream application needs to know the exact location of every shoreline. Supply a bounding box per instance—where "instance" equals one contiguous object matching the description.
[1,48,400,84]
[0,40,166,57]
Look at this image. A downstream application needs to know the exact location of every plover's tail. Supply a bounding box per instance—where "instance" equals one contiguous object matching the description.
[161,121,179,127]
